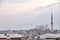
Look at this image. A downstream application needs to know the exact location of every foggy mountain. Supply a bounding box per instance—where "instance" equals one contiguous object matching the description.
[0,2,60,30]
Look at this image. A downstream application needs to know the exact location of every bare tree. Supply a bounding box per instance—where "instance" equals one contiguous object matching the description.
[25,24,51,40]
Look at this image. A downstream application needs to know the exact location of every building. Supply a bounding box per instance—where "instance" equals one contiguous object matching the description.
[0,34,28,40]
[35,33,60,40]
[46,33,60,40]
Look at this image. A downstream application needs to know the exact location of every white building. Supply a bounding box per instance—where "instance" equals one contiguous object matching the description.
[35,33,60,40]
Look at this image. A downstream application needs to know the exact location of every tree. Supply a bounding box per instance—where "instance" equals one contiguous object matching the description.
[27,24,50,40]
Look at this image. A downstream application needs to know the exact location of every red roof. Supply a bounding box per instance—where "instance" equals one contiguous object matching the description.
[0,38,7,40]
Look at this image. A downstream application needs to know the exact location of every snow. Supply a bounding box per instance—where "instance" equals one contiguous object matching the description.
[0,34,26,38]
[35,33,60,39]
[40,34,56,39]
[55,33,60,38]
[0,34,7,38]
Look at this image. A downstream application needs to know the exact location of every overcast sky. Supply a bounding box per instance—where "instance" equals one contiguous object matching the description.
[0,0,59,15]
[0,0,60,30]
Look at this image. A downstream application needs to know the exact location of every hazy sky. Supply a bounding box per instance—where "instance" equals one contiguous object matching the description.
[0,0,60,15]
[0,0,60,30]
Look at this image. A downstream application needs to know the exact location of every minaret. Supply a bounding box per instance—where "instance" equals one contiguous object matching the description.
[51,12,53,30]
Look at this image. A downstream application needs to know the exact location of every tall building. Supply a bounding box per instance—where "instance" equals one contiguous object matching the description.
[51,12,53,30]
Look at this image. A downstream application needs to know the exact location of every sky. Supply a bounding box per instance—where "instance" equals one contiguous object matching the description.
[0,0,60,15]
[0,0,60,30]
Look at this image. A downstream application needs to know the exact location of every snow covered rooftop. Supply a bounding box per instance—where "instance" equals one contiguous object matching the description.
[0,34,7,38]
[0,34,26,38]
[35,33,60,39]
[55,33,60,38]
[8,34,26,38]
[40,34,56,39]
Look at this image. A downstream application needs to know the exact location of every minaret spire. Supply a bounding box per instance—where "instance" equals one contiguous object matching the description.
[51,12,53,30]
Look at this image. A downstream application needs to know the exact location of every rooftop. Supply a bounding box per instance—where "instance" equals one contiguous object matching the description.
[35,33,60,39]
[0,34,26,38]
